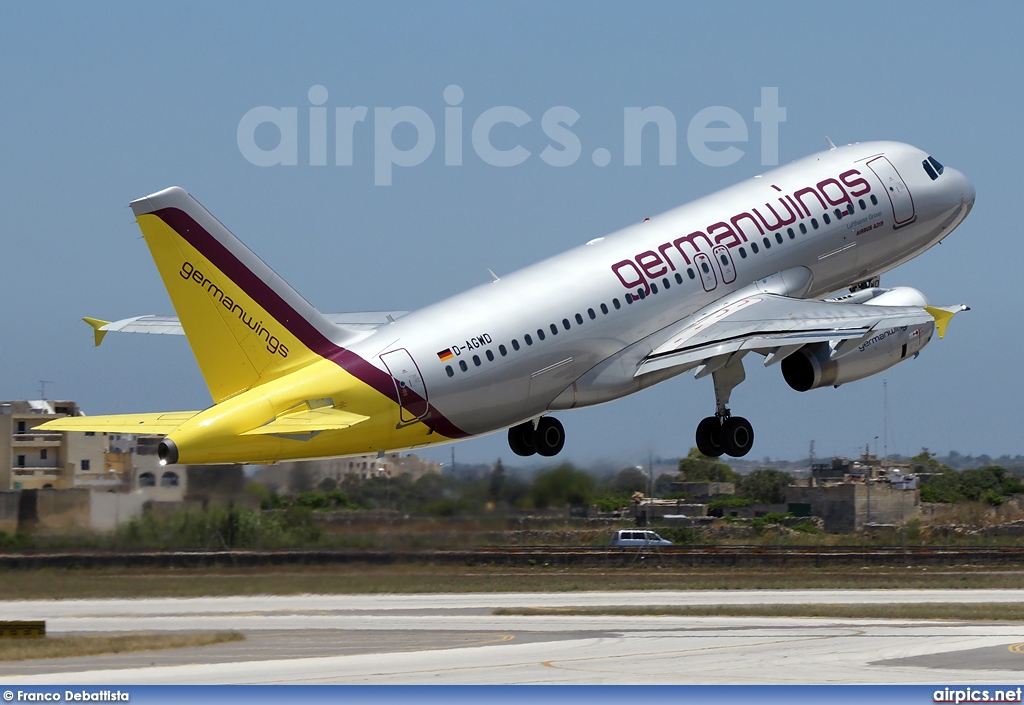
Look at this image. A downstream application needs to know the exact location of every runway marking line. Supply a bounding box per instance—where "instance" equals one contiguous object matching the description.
[1009,643,1024,653]
[532,630,865,675]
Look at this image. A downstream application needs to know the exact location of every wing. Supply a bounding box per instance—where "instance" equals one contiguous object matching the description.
[635,294,943,378]
[37,411,200,434]
[82,312,409,346]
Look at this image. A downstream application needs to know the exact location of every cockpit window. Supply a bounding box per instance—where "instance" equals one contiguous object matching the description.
[923,156,945,180]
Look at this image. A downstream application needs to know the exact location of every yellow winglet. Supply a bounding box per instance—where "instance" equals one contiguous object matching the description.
[925,305,969,339]
[82,317,111,347]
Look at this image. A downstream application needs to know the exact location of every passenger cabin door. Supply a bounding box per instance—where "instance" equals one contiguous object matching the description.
[380,348,430,423]
[867,156,916,227]
[712,245,736,284]
[693,252,718,292]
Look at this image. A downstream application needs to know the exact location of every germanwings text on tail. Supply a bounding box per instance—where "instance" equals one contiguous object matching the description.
[43,140,975,465]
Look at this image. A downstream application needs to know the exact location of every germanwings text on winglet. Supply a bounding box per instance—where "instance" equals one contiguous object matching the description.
[42,140,975,464]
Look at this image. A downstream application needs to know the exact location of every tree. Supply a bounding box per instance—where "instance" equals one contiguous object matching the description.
[654,472,677,496]
[678,448,739,483]
[488,459,506,502]
[612,467,648,494]
[737,468,793,504]
[920,465,1024,505]
[910,448,953,473]
[530,464,595,509]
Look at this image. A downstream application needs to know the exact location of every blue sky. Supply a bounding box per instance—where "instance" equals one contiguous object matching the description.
[1,1,1020,469]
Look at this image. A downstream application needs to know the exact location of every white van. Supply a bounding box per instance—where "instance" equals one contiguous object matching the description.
[610,530,672,547]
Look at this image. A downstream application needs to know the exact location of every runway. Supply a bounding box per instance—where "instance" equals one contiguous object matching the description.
[1,590,1023,684]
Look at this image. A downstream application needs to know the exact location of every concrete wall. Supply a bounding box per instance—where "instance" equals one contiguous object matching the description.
[0,491,18,534]
[786,483,919,532]
[34,488,91,534]
[669,482,736,500]
[90,492,147,532]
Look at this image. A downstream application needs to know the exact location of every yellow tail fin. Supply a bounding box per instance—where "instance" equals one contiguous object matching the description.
[130,187,357,403]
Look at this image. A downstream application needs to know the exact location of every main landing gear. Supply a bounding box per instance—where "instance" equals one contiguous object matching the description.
[508,416,565,457]
[693,354,755,458]
[695,413,754,458]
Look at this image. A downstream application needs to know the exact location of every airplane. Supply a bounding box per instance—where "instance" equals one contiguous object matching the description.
[41,140,975,466]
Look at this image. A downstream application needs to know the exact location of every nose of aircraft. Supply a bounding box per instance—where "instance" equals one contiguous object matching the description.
[947,167,976,213]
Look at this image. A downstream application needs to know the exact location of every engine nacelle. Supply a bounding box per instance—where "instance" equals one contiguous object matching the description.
[781,320,935,391]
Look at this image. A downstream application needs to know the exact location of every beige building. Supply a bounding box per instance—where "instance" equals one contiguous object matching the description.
[0,400,108,490]
[339,452,441,480]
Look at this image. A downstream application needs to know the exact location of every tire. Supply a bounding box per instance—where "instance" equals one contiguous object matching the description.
[508,422,536,456]
[695,416,725,457]
[722,416,754,457]
[533,417,565,457]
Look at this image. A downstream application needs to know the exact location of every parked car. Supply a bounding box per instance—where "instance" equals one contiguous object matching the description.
[610,530,672,547]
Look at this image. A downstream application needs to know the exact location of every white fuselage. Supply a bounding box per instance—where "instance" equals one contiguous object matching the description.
[348,141,974,437]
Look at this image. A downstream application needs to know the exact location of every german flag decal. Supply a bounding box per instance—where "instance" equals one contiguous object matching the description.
[437,348,454,361]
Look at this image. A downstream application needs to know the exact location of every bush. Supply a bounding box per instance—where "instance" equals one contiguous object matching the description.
[751,512,792,533]
[293,489,354,511]
[707,495,753,517]
[790,520,821,534]
[591,493,632,513]
[111,505,321,549]
[658,526,698,544]
[0,531,33,550]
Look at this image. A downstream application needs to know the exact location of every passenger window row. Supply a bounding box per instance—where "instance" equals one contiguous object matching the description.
[735,194,879,259]
[440,272,679,377]
[443,192,886,378]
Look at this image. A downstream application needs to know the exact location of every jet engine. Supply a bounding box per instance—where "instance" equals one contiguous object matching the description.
[781,287,935,392]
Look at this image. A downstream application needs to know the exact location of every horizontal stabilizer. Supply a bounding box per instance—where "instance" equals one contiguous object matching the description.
[82,312,410,345]
[38,411,199,434]
[242,407,370,436]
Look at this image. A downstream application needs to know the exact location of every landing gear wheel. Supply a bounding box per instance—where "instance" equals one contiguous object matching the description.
[508,422,536,457]
[721,416,754,457]
[533,416,565,457]
[695,416,725,458]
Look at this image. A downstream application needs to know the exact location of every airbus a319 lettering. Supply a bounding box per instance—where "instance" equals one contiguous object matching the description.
[43,140,975,465]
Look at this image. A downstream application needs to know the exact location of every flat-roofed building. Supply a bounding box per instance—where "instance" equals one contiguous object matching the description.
[0,400,107,490]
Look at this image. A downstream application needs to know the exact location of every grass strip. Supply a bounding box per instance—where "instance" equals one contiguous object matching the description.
[0,631,244,662]
[1,565,1023,599]
[494,603,1024,621]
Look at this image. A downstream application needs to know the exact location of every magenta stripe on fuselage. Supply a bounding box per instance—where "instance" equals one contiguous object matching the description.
[153,207,469,440]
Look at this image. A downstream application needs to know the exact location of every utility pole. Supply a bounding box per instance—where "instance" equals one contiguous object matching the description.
[647,452,654,528]
[883,378,889,470]
[450,446,456,478]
